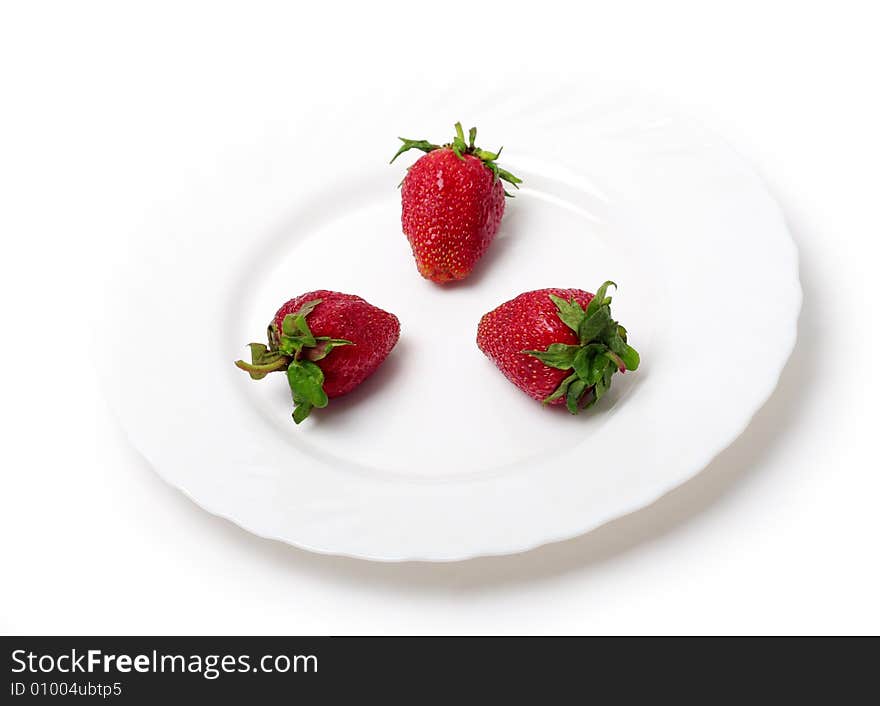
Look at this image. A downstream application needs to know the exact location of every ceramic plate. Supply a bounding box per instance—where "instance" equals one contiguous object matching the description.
[103,76,801,561]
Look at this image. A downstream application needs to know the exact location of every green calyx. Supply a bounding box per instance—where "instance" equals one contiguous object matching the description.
[522,282,640,414]
[234,299,354,424]
[390,121,523,197]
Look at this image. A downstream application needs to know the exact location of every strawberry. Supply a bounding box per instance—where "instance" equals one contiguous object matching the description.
[235,291,400,423]
[391,122,522,283]
[476,282,640,413]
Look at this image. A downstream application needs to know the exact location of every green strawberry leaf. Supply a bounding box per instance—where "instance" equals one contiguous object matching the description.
[452,122,468,159]
[305,337,354,362]
[523,342,581,370]
[279,300,323,354]
[253,343,287,365]
[572,343,606,381]
[292,402,313,425]
[287,360,329,409]
[495,167,522,189]
[277,336,300,356]
[589,349,609,385]
[281,313,313,340]
[543,372,578,404]
[578,306,611,343]
[565,378,588,414]
[608,331,640,371]
[548,294,587,335]
[389,138,440,164]
[523,280,641,414]
[248,342,270,363]
[591,371,610,407]
[391,122,522,197]
[296,299,323,318]
[572,347,590,380]
[586,281,616,318]
[605,349,626,373]
[603,360,614,388]
[621,344,640,371]
[280,315,298,336]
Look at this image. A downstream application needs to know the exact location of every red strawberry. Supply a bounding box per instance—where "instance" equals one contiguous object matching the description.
[236,290,400,423]
[391,122,522,283]
[476,282,640,413]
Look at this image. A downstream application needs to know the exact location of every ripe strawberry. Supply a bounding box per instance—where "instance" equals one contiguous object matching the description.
[476,282,640,413]
[235,291,400,423]
[391,122,522,283]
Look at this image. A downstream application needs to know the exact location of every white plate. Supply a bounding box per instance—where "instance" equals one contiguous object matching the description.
[103,77,801,561]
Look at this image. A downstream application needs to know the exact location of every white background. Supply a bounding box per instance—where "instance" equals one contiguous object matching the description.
[1,1,878,635]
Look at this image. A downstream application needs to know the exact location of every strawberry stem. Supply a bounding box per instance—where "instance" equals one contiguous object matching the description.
[234,356,290,377]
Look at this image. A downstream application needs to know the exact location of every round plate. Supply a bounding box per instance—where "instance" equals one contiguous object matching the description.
[103,77,801,561]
